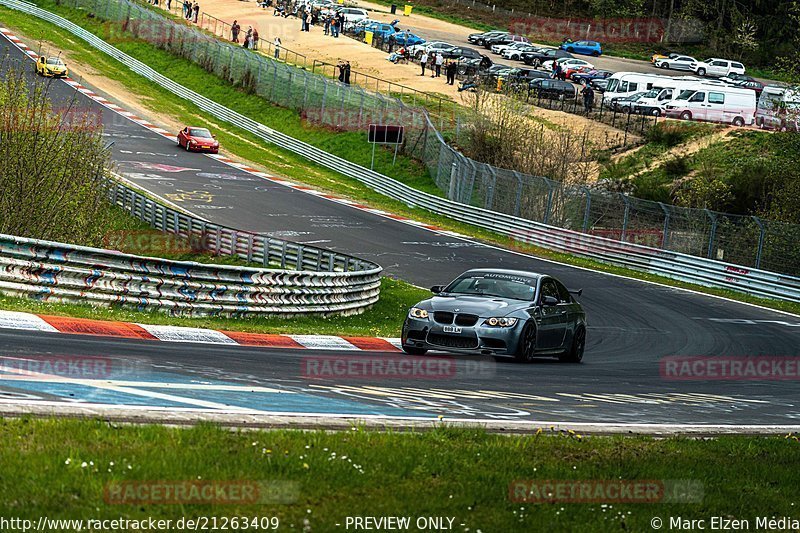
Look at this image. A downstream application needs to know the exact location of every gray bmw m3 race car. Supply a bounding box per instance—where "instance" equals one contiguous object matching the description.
[401,269,586,363]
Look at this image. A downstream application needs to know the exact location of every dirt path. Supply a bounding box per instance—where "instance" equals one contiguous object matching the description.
[168,0,633,149]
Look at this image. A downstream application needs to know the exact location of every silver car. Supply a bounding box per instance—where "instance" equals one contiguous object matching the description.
[401,269,587,363]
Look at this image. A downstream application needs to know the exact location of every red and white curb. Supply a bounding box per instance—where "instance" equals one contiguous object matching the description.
[0,309,402,351]
[0,27,465,239]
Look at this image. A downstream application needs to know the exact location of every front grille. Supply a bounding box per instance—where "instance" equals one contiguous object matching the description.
[427,333,479,349]
[455,314,479,327]
[482,338,507,350]
[433,311,454,324]
[407,330,426,340]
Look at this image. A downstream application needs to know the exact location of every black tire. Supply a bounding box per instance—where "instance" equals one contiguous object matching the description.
[415,50,422,59]
[650,108,661,117]
[402,345,427,355]
[185,142,191,152]
[697,67,706,76]
[559,326,585,363]
[680,111,692,121]
[660,62,669,69]
[566,47,574,53]
[591,51,599,57]
[732,116,745,127]
[457,65,467,76]
[514,322,537,363]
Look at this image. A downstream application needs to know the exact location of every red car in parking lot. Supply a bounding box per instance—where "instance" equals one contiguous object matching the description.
[177,126,219,153]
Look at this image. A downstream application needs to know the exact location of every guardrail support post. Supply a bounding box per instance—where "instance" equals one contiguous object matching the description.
[753,216,766,269]
[543,179,554,225]
[485,167,497,211]
[620,194,631,243]
[581,187,591,232]
[513,172,524,217]
[658,202,671,249]
[705,209,718,260]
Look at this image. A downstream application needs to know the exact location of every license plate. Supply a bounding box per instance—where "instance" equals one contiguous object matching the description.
[443,326,462,334]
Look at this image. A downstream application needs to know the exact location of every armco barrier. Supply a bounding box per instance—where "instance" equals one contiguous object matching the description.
[2,0,799,303]
[0,179,381,316]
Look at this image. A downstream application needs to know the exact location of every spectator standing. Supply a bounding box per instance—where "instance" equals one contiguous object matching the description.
[337,60,346,82]
[323,13,330,35]
[252,28,259,50]
[429,52,436,78]
[419,51,428,76]
[182,0,189,18]
[244,26,253,48]
[581,85,595,113]
[192,1,199,23]
[445,60,457,85]
[231,20,240,42]
[344,61,351,85]
[331,14,340,37]
[274,36,281,59]
[435,52,443,77]
[305,12,312,32]
[166,0,171,9]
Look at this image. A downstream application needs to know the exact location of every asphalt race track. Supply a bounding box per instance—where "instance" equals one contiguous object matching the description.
[0,36,798,426]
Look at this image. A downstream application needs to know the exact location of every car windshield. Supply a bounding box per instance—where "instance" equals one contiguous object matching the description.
[676,89,696,100]
[443,273,537,301]
[643,89,660,98]
[189,128,213,138]
[46,58,64,66]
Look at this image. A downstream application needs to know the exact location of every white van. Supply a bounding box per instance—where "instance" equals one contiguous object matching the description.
[664,84,756,126]
[602,72,675,105]
[755,85,800,131]
[633,77,729,116]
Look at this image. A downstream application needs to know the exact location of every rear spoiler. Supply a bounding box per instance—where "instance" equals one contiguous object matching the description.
[569,289,583,297]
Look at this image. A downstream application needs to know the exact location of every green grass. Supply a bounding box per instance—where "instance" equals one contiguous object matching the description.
[0,276,428,337]
[2,6,799,318]
[1,418,799,530]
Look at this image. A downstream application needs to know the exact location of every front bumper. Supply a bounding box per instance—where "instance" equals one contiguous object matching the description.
[189,143,219,153]
[402,317,523,356]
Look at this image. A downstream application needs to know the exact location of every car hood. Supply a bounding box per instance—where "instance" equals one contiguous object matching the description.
[422,295,531,316]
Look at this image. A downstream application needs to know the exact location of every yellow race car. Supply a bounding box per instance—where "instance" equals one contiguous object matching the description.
[35,55,68,78]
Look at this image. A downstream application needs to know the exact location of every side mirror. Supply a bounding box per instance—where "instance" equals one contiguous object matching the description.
[541,295,558,306]
[430,285,443,294]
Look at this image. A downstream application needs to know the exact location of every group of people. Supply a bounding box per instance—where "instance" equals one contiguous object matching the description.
[181,0,199,23]
[337,60,352,85]
[321,10,343,37]
[416,51,457,85]
[230,21,260,50]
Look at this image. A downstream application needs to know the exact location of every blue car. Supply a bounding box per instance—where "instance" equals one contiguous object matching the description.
[361,22,425,47]
[560,40,602,57]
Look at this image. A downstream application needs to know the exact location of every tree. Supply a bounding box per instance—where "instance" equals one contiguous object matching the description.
[0,61,112,245]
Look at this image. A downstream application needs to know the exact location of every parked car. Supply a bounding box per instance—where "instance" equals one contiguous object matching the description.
[591,78,610,92]
[484,34,529,50]
[691,58,746,77]
[543,58,594,78]
[560,40,602,57]
[650,52,680,63]
[35,55,68,78]
[609,92,649,113]
[336,7,369,27]
[720,73,754,84]
[664,84,756,126]
[571,69,613,85]
[443,46,486,61]
[467,30,508,47]
[527,79,576,100]
[503,44,538,61]
[455,54,494,76]
[735,79,765,96]
[407,41,456,59]
[523,48,573,67]
[177,126,219,153]
[492,41,530,56]
[654,55,697,71]
[401,269,587,363]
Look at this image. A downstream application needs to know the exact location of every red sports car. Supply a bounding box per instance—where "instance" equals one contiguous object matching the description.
[177,126,219,153]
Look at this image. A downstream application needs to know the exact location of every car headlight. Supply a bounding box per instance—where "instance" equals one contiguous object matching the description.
[484,317,518,327]
[408,307,429,319]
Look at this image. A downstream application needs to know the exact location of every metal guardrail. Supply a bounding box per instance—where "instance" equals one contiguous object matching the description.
[0,174,381,316]
[4,0,799,303]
